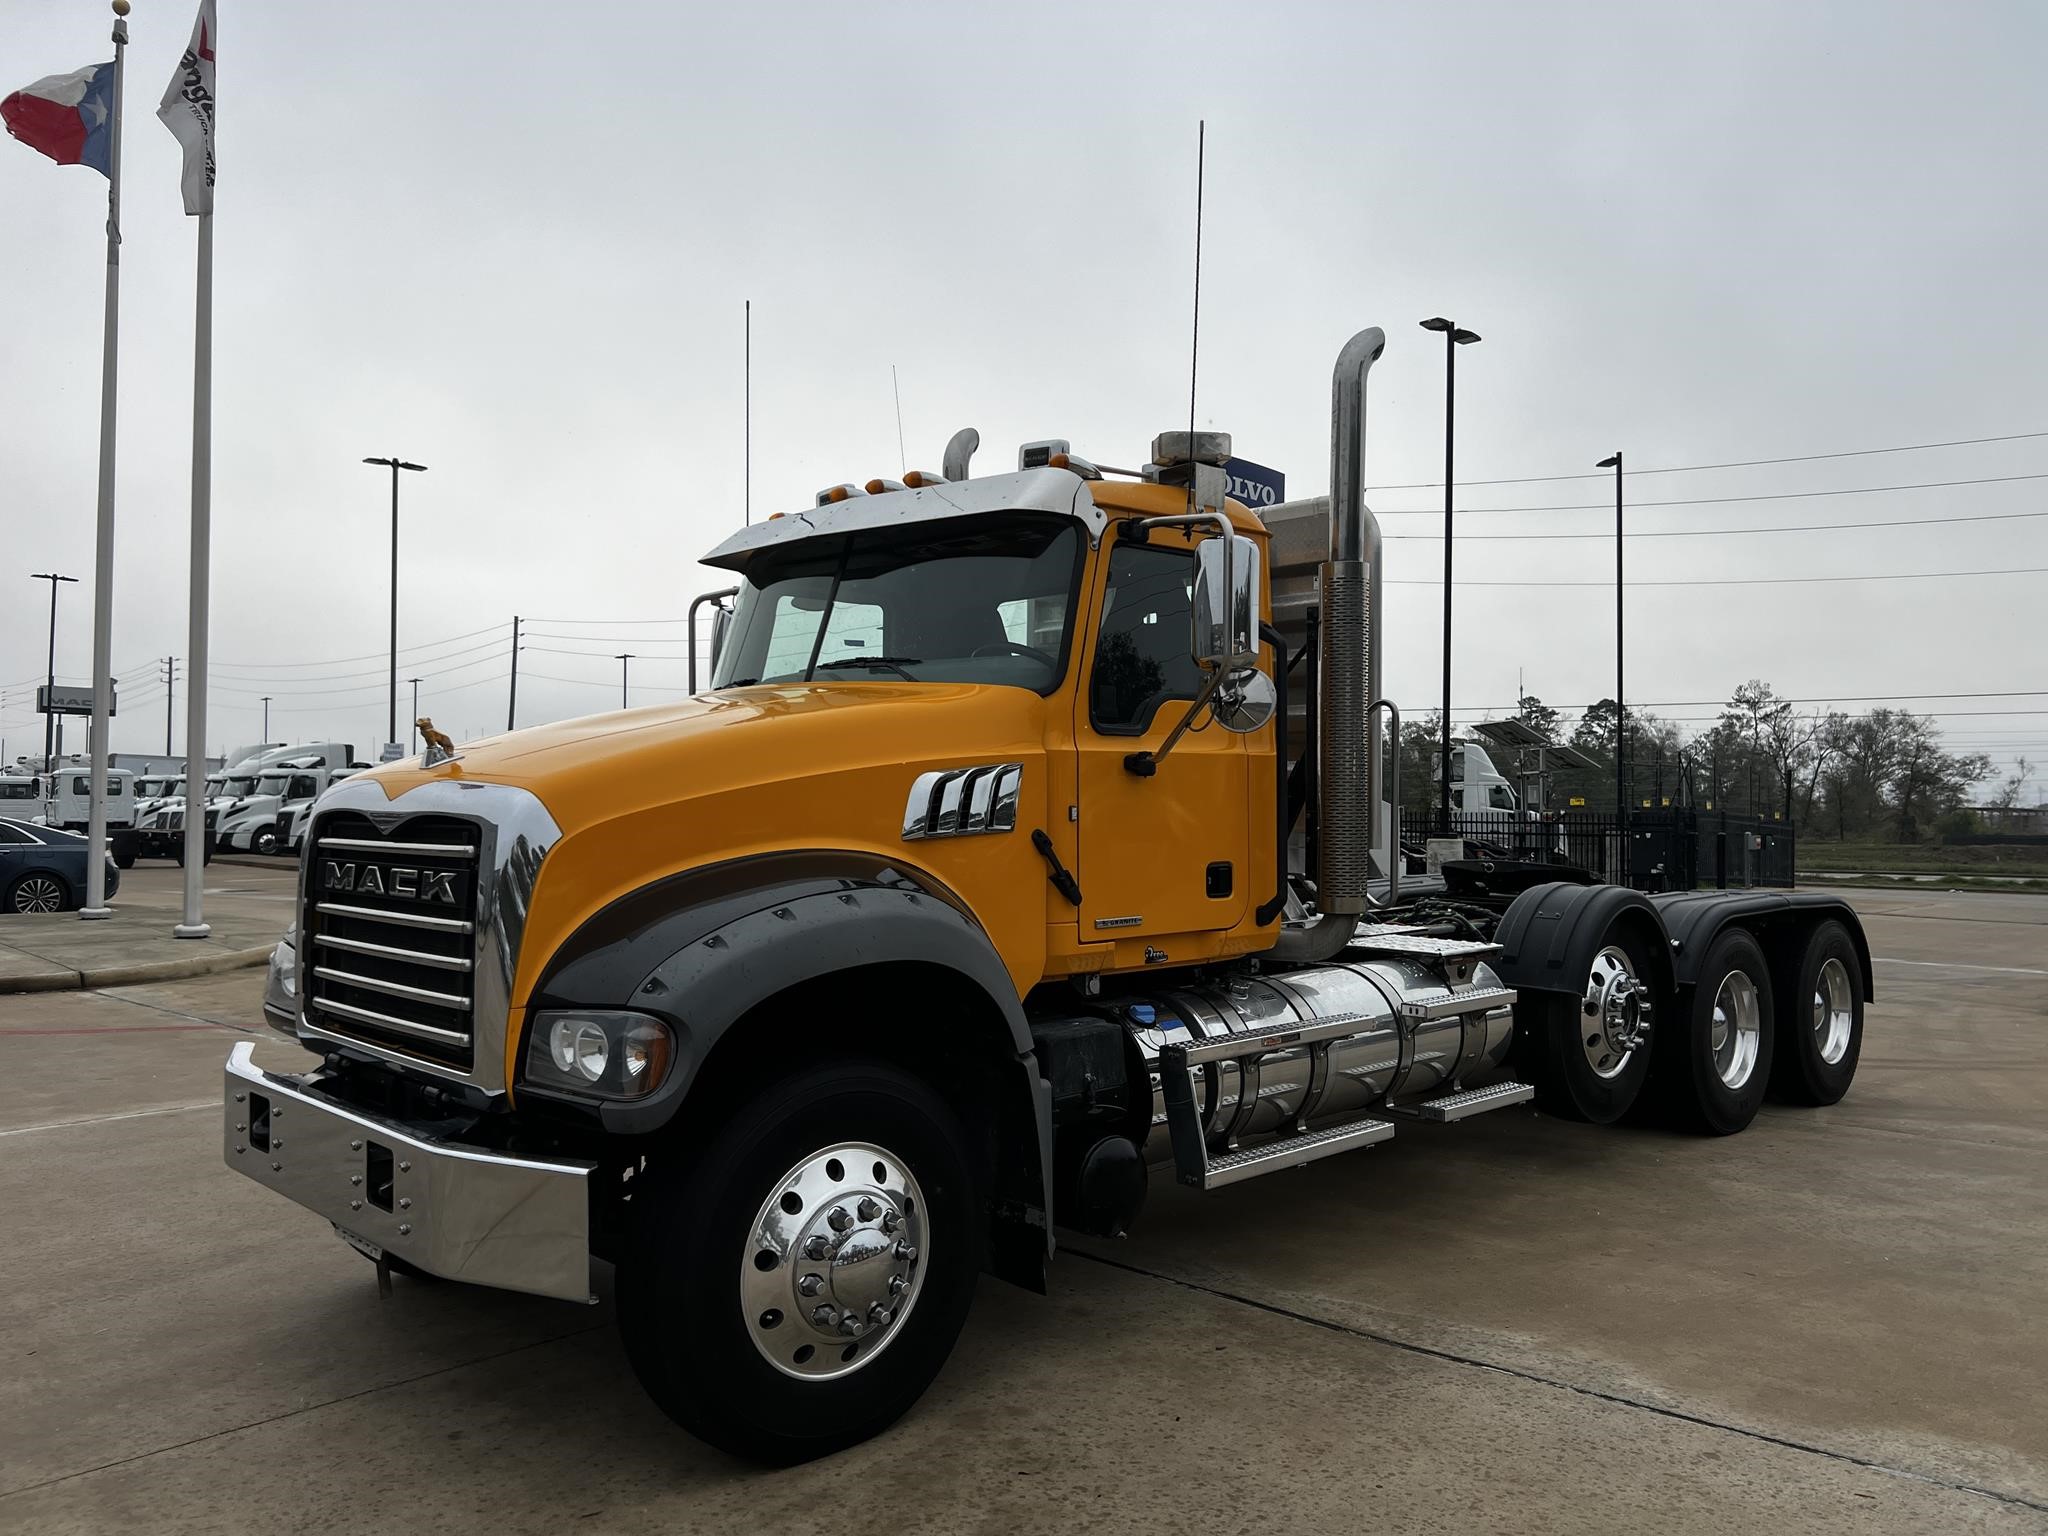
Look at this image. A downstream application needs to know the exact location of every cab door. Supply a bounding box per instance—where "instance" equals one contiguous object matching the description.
[1072,536,1249,950]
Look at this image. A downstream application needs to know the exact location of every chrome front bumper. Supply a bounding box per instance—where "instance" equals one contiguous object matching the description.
[223,1042,596,1302]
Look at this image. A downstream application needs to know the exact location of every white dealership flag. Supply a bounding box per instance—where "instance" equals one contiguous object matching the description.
[156,0,215,214]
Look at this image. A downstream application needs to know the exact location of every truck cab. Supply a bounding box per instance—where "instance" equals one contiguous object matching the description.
[219,763,332,855]
[224,327,1873,1465]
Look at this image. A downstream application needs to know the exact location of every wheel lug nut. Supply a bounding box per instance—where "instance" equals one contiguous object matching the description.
[838,1314,865,1336]
[803,1235,830,1261]
[888,1274,907,1296]
[881,1210,900,1233]
[811,1304,837,1327]
[868,1302,890,1324]
[857,1197,880,1222]
[798,1273,824,1297]
[828,1206,853,1233]
[894,1242,917,1263]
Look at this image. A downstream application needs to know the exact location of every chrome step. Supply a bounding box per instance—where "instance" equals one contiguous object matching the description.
[1164,1008,1380,1069]
[1388,1079,1536,1123]
[1398,985,1517,1022]
[1183,1117,1397,1190]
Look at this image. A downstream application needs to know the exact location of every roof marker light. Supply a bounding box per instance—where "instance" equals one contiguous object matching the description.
[815,483,868,506]
[902,470,947,488]
[864,478,910,495]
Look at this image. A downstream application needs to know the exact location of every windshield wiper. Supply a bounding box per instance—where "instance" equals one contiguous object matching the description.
[813,656,923,680]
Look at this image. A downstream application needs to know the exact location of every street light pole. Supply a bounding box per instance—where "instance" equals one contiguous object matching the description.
[1420,318,1480,838]
[616,653,635,709]
[30,574,78,771]
[1598,452,1626,859]
[362,456,427,752]
[261,695,271,740]
[408,678,422,752]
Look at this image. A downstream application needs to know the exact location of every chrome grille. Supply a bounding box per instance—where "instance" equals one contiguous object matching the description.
[302,812,482,1071]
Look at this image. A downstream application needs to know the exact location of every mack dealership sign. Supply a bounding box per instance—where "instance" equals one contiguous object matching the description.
[36,684,114,718]
[1223,456,1285,510]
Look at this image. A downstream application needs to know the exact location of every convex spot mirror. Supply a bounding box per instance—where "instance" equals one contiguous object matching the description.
[1192,533,1262,672]
[1212,668,1276,734]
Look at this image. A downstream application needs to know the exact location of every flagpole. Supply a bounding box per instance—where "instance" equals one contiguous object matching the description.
[80,0,128,921]
[174,206,213,937]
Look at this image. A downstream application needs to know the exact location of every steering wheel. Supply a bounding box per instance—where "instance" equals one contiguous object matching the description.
[970,641,1056,669]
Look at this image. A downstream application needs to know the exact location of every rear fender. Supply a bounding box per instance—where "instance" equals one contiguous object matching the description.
[1649,889,1875,1002]
[1492,881,1677,1002]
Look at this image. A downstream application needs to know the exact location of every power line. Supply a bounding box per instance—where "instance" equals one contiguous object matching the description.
[207,621,506,670]
[1388,565,2048,589]
[1375,429,2048,490]
[1384,507,2048,542]
[1374,471,2048,516]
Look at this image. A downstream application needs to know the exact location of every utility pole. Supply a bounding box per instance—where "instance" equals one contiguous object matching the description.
[361,455,427,752]
[408,678,422,752]
[616,653,635,709]
[507,614,520,732]
[1420,317,1481,838]
[162,656,177,755]
[261,695,271,740]
[31,573,78,771]
[1598,452,1625,836]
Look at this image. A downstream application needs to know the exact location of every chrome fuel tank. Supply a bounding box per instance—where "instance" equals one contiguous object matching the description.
[1126,956,1515,1166]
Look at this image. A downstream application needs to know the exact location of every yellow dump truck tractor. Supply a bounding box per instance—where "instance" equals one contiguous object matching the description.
[224,326,1873,1463]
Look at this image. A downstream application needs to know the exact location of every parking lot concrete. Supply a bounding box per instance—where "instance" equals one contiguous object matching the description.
[0,888,2041,1533]
[0,863,292,994]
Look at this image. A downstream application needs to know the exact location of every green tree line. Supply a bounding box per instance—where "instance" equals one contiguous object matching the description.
[1392,679,2024,842]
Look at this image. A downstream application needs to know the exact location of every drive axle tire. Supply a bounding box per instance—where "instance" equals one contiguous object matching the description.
[1769,920,1863,1106]
[617,1060,982,1465]
[1513,929,1658,1124]
[1655,928,1775,1136]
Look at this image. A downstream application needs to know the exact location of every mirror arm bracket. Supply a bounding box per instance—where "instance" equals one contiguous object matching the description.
[1123,667,1227,777]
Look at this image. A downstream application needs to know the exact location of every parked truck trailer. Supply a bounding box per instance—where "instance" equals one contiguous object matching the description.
[223,327,1870,1464]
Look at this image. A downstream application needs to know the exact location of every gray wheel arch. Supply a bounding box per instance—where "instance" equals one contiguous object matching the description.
[528,850,1054,1283]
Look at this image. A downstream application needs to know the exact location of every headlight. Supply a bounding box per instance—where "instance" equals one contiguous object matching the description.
[524,1010,675,1101]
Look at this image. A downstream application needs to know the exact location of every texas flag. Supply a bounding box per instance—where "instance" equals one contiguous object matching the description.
[1,62,117,177]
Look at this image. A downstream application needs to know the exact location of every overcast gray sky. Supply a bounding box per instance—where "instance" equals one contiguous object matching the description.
[3,0,2043,781]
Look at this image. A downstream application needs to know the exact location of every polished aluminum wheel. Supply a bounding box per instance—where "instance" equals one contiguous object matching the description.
[1813,956,1853,1066]
[11,875,63,914]
[740,1141,927,1382]
[1580,944,1651,1081]
[1710,970,1762,1089]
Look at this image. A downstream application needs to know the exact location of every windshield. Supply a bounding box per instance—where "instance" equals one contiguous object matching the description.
[255,774,290,796]
[136,779,167,797]
[712,515,1081,693]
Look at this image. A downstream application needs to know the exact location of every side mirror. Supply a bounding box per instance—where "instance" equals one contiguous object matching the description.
[709,604,733,679]
[1191,534,1262,672]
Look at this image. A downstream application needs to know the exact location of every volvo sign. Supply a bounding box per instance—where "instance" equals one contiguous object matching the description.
[1222,456,1285,510]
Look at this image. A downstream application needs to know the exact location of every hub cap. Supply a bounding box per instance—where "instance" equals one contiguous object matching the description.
[1580,945,1651,1080]
[1710,970,1762,1089]
[740,1141,926,1381]
[1813,957,1853,1066]
[12,876,62,914]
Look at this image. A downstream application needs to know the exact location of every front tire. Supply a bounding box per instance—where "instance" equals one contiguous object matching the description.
[1654,928,1776,1135]
[254,827,280,856]
[1769,920,1863,1106]
[1513,931,1658,1123]
[617,1060,982,1464]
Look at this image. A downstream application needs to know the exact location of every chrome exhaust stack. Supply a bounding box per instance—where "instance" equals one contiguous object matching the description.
[1273,326,1385,962]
